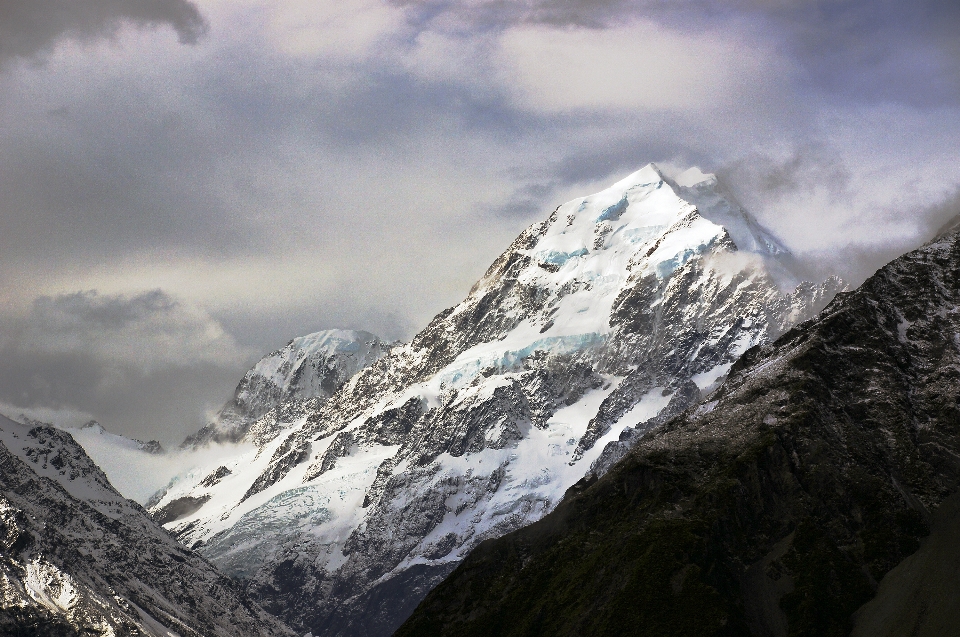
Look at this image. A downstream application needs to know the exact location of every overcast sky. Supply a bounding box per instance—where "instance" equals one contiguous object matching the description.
[2,0,960,444]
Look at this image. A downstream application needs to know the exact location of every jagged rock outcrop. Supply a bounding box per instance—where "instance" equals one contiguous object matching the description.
[397,222,960,637]
[0,414,293,637]
[151,164,842,637]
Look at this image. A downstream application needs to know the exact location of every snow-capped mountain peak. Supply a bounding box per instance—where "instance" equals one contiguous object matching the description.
[247,329,384,392]
[151,165,844,637]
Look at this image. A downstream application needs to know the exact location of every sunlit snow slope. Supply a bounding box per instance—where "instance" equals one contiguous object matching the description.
[151,164,843,637]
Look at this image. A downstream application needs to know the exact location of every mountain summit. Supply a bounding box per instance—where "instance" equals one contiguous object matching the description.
[150,165,843,636]
[184,329,391,447]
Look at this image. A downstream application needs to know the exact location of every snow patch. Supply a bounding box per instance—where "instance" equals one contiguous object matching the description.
[691,362,733,393]
[615,388,674,429]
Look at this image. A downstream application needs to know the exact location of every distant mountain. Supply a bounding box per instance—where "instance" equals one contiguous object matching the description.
[184,329,391,448]
[14,416,163,455]
[0,414,292,637]
[151,164,842,637]
[0,416,176,504]
[398,220,960,637]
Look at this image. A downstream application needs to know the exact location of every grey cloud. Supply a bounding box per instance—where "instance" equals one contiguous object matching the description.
[0,0,796,286]
[486,181,557,218]
[0,40,541,273]
[719,148,851,203]
[0,35,549,365]
[215,303,416,355]
[0,0,207,63]
[0,290,250,443]
[713,150,960,286]
[394,0,634,29]
[0,82,273,270]
[0,347,241,445]
[29,289,178,331]
[404,0,960,38]
[398,0,960,106]
[921,188,960,242]
[3,0,960,445]
[7,289,247,367]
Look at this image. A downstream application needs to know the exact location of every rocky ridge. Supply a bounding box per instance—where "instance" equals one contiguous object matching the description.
[0,414,293,637]
[150,164,842,637]
[397,221,960,637]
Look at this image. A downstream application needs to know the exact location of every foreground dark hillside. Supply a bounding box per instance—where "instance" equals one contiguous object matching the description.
[397,227,960,637]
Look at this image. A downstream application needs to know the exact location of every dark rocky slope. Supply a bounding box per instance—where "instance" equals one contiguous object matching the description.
[397,226,960,637]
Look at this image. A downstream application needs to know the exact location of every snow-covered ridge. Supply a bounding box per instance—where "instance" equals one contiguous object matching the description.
[63,419,165,454]
[0,416,127,513]
[152,164,844,637]
[0,414,198,505]
[239,329,388,404]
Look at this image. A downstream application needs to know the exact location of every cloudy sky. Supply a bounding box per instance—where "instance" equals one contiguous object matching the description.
[2,0,960,444]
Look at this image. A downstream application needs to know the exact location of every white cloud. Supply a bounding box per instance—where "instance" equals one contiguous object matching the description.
[198,0,406,60]
[492,21,770,112]
[0,402,96,430]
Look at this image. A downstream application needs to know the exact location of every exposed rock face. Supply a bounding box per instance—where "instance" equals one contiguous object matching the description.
[397,224,960,637]
[0,415,292,637]
[151,164,841,637]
